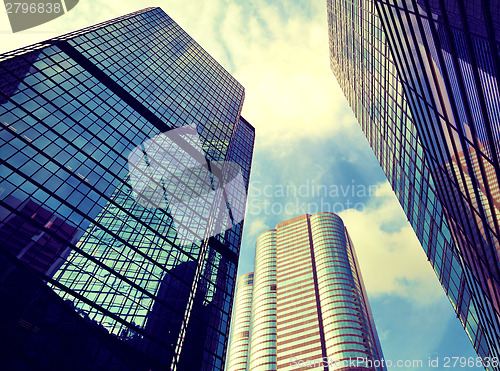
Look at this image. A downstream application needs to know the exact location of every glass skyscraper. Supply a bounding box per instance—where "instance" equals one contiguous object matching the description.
[328,0,500,364]
[226,213,385,371]
[0,7,254,371]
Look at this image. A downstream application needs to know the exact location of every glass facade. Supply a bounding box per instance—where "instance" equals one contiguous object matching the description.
[328,0,500,364]
[0,7,254,371]
[226,213,385,371]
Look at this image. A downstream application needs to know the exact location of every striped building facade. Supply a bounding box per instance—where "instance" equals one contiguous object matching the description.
[226,213,385,371]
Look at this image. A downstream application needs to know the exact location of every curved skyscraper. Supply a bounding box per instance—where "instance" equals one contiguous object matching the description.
[225,272,254,370]
[226,213,385,371]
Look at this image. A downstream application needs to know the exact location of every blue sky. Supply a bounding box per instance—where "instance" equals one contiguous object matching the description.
[0,0,483,369]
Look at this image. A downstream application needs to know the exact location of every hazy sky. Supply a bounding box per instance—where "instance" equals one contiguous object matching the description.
[0,1,482,369]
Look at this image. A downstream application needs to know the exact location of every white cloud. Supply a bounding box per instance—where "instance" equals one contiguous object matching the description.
[340,181,445,305]
[0,1,443,305]
[173,0,356,156]
[231,11,354,155]
[245,217,270,238]
[0,1,354,159]
[1,3,476,357]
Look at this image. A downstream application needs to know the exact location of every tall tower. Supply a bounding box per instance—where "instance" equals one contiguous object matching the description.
[225,272,254,371]
[226,213,385,371]
[0,8,254,370]
[327,0,500,362]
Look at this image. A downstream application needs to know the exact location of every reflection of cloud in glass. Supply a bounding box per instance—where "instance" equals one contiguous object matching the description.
[128,125,246,245]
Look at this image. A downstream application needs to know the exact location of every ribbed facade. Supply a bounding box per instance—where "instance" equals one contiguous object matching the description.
[275,215,324,369]
[247,229,277,369]
[226,213,385,371]
[311,213,383,368]
[328,0,500,363]
[226,273,254,370]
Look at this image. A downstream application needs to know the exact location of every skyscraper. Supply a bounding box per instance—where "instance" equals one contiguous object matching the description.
[328,0,500,363]
[226,213,385,371]
[0,7,254,370]
[0,194,78,277]
[226,272,254,370]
